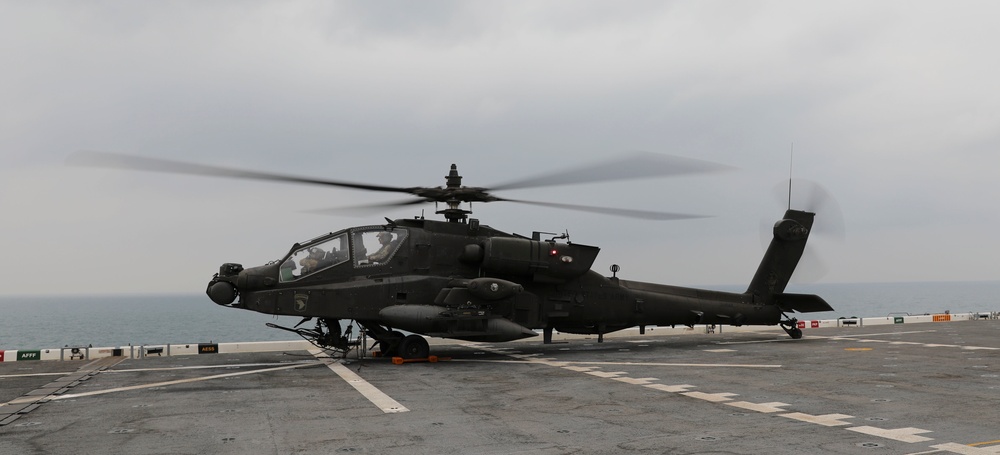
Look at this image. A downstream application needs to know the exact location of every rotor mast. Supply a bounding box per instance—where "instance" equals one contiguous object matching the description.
[437,164,472,223]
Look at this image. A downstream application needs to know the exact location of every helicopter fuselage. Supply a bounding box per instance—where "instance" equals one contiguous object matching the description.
[207,216,790,344]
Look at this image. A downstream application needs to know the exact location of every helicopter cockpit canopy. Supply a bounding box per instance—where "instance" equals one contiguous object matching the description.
[280,232,350,281]
[279,227,409,282]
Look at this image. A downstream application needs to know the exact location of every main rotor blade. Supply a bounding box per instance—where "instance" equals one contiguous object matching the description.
[488,151,734,192]
[303,198,426,216]
[68,150,413,194]
[500,198,708,221]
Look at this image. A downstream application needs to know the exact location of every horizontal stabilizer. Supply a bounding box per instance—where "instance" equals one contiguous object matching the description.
[776,293,833,313]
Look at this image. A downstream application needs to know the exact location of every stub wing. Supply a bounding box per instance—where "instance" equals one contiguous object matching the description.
[775,293,834,313]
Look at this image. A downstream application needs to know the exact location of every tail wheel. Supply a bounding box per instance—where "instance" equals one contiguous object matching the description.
[397,335,430,359]
[780,316,803,339]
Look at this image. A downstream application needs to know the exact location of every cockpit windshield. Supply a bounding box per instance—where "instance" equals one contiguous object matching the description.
[279,232,350,282]
[278,228,409,281]
[353,228,408,267]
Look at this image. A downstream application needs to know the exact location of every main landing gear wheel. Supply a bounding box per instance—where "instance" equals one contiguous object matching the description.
[397,335,430,359]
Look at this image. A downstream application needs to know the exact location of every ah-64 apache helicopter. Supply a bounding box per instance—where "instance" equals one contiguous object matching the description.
[72,151,833,359]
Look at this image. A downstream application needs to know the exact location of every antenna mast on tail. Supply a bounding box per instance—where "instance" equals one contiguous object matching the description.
[788,143,794,210]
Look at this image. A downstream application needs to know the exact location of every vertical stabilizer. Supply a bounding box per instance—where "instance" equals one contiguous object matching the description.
[746,209,814,304]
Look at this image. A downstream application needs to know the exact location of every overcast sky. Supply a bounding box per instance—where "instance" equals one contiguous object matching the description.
[2,1,998,296]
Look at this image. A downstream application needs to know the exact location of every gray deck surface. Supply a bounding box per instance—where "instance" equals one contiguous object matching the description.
[2,320,999,454]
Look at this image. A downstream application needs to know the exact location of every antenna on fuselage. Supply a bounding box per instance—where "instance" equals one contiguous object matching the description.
[787,143,794,210]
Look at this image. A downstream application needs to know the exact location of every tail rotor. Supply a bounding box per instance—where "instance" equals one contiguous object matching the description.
[761,179,845,283]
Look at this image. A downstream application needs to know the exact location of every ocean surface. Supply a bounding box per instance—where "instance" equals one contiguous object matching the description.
[1,281,998,350]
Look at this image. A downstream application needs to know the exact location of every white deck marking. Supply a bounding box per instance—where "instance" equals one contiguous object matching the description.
[715,330,937,346]
[822,330,938,339]
[726,401,791,413]
[644,384,695,393]
[460,337,983,452]
[712,339,798,345]
[613,377,659,385]
[0,372,76,379]
[105,361,317,373]
[0,361,318,379]
[930,443,1000,454]
[454,359,781,368]
[848,426,934,443]
[310,350,408,413]
[566,361,782,368]
[809,331,999,352]
[585,370,627,379]
[46,363,318,402]
[682,391,738,403]
[780,412,854,426]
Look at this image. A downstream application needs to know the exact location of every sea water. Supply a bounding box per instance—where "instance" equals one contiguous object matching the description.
[0,294,301,350]
[1,281,998,350]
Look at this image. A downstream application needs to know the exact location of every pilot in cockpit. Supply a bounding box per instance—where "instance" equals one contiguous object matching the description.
[366,231,394,264]
[300,247,328,274]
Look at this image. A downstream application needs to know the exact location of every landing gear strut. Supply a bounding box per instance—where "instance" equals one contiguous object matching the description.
[779,316,803,339]
[266,318,357,354]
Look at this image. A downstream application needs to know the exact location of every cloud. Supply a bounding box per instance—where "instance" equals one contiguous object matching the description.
[1,1,999,295]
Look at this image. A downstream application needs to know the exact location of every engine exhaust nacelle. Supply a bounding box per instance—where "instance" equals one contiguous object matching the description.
[467,277,523,300]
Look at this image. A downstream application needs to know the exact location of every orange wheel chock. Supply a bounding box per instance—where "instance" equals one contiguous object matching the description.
[391,355,450,365]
